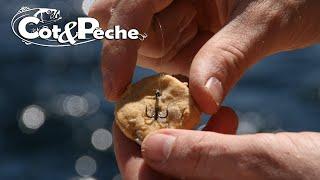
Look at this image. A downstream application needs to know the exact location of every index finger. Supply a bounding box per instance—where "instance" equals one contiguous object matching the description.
[101,0,173,101]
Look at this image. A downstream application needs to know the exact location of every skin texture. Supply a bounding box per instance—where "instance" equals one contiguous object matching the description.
[89,0,320,179]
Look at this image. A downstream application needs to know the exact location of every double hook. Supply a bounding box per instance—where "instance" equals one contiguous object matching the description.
[145,90,168,120]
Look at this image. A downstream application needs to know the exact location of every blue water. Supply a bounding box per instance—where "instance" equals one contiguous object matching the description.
[0,0,319,179]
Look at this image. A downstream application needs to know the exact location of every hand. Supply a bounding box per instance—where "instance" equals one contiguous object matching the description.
[89,1,320,178]
[89,0,320,115]
[140,129,320,179]
[113,108,320,180]
[113,107,239,180]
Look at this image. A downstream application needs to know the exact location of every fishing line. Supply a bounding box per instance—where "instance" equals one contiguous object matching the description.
[154,16,165,95]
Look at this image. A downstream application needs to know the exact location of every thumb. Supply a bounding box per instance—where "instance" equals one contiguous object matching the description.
[190,7,276,114]
[141,130,273,179]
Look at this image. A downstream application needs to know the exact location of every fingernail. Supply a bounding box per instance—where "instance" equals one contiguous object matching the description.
[205,77,224,106]
[142,133,176,163]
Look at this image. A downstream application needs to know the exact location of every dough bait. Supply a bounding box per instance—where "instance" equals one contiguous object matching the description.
[115,74,200,144]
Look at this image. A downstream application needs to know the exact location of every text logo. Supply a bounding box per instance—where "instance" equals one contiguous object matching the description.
[11,7,148,47]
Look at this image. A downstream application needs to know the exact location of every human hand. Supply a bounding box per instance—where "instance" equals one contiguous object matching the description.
[113,107,239,180]
[139,129,320,179]
[89,0,320,114]
[113,108,320,180]
[89,1,320,179]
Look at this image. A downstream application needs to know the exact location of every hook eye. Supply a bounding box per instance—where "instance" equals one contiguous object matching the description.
[155,90,161,97]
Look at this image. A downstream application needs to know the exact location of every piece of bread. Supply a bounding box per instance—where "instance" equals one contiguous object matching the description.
[115,74,201,144]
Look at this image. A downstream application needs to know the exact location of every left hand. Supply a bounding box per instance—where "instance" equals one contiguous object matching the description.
[113,107,320,180]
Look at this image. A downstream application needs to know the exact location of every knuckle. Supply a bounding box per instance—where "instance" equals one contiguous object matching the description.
[189,133,229,173]
[189,134,212,173]
[234,0,301,50]
[252,0,299,27]
[236,134,283,177]
[214,43,247,82]
[190,134,212,156]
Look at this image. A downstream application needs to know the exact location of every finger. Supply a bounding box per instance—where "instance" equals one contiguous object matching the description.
[142,130,320,179]
[139,0,197,59]
[88,0,118,29]
[139,17,198,63]
[112,123,141,176]
[203,106,238,134]
[89,0,173,30]
[113,123,165,180]
[137,32,211,76]
[189,3,277,114]
[141,129,268,179]
[101,0,173,101]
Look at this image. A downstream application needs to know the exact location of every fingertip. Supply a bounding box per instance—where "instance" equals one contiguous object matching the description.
[102,81,125,102]
[101,41,135,102]
[189,49,227,114]
[141,129,181,162]
[102,76,121,102]
[141,129,228,179]
[189,73,220,114]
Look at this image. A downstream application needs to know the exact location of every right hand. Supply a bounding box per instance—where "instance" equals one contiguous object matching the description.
[89,0,320,114]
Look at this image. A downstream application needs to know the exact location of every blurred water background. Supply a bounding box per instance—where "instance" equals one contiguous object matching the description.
[0,0,319,179]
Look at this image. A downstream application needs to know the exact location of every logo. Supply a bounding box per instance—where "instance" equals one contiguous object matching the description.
[11,7,148,47]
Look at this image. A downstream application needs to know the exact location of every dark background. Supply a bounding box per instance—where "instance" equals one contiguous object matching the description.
[0,0,319,179]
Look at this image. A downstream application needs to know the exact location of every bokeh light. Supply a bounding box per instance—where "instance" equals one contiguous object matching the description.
[75,155,97,177]
[91,129,113,151]
[83,92,101,115]
[20,105,46,130]
[238,120,258,134]
[63,95,89,117]
[237,111,265,134]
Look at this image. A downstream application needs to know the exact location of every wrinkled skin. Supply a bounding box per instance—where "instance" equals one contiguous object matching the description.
[89,0,320,179]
